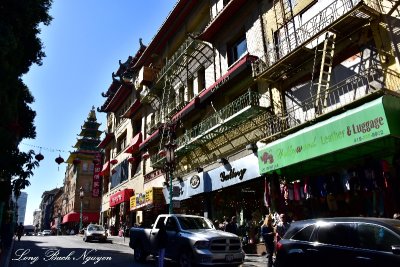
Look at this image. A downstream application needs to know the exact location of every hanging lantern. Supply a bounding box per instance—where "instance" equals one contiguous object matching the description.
[93,158,100,165]
[127,156,136,164]
[73,158,81,165]
[110,159,118,165]
[158,149,166,157]
[55,156,64,165]
[35,153,44,161]
[142,152,150,160]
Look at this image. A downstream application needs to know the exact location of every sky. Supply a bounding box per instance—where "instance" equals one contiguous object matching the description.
[20,0,177,225]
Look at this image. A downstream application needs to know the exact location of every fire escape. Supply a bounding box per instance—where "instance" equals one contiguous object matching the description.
[252,0,399,142]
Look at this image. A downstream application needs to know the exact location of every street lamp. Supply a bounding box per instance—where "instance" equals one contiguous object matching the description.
[57,209,61,236]
[79,186,84,232]
[165,140,176,214]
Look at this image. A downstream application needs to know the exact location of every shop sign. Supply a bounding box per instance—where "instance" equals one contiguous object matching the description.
[109,189,134,207]
[220,168,246,182]
[258,97,393,174]
[130,187,164,211]
[92,153,102,197]
[190,175,200,189]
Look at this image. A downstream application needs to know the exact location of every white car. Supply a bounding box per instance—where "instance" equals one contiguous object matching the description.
[83,224,107,242]
[42,230,52,236]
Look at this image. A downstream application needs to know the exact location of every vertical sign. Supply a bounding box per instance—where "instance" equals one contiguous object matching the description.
[92,153,102,197]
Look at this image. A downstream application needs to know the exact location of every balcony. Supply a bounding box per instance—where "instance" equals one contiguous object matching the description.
[252,0,379,81]
[150,152,166,169]
[261,66,400,142]
[146,112,165,134]
[175,90,271,155]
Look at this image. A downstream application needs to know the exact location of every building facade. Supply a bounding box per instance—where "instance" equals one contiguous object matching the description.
[61,107,103,233]
[97,0,400,243]
[12,192,27,225]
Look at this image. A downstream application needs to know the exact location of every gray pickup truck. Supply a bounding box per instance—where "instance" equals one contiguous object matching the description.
[129,214,245,266]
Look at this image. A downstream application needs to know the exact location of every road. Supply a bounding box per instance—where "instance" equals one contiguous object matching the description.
[8,235,266,267]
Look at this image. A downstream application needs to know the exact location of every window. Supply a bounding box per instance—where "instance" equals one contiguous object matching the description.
[228,35,247,66]
[116,132,127,154]
[357,223,400,252]
[187,78,194,100]
[197,68,205,91]
[316,223,357,247]
[291,225,315,241]
[166,217,178,231]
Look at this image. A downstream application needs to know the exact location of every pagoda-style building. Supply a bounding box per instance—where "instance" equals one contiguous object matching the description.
[61,107,103,232]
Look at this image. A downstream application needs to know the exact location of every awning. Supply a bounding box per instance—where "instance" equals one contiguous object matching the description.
[139,129,160,150]
[130,187,165,211]
[98,132,115,149]
[109,189,134,207]
[124,132,142,154]
[62,212,100,224]
[99,161,110,176]
[122,99,141,118]
[258,95,400,176]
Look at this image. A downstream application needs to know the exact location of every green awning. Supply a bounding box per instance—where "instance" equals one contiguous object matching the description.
[258,95,400,175]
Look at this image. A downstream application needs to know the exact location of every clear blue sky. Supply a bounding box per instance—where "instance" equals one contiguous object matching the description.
[20,0,177,225]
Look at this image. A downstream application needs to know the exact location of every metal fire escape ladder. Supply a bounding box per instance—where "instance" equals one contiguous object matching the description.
[273,0,297,56]
[315,32,336,114]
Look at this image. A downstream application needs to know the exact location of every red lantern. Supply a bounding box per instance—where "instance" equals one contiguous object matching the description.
[35,153,44,161]
[110,159,118,165]
[142,152,150,160]
[73,158,81,165]
[158,149,166,157]
[127,157,136,164]
[55,156,64,165]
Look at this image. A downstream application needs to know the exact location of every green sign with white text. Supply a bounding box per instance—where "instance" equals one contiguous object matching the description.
[258,97,392,174]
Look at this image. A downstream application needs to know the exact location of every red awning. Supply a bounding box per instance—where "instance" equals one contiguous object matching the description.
[139,129,160,150]
[98,132,115,149]
[109,189,134,207]
[124,132,143,154]
[122,99,141,118]
[62,212,100,224]
[99,161,110,176]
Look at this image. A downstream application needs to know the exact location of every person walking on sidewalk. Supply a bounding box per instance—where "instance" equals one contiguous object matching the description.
[156,221,168,267]
[16,223,24,241]
[261,214,275,267]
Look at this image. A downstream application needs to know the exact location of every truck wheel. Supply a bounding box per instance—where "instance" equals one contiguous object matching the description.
[179,251,193,267]
[133,244,147,263]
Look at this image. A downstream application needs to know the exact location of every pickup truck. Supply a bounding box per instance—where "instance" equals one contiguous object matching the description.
[129,214,245,266]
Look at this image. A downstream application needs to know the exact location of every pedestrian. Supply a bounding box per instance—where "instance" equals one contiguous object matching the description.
[394,213,400,220]
[16,222,24,241]
[156,221,168,267]
[261,214,275,267]
[225,216,238,235]
[276,213,291,240]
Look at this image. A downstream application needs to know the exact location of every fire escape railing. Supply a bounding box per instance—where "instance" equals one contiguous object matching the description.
[252,0,369,77]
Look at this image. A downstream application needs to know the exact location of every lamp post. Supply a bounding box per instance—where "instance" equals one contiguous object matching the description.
[57,209,61,236]
[79,186,84,232]
[165,140,176,214]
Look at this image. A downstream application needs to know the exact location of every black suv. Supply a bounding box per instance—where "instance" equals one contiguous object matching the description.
[275,217,400,267]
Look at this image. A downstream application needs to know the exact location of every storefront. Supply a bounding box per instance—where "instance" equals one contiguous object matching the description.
[257,95,400,219]
[129,187,165,227]
[109,188,134,234]
[62,211,100,233]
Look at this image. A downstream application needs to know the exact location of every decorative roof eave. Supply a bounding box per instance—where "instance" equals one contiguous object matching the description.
[66,150,100,163]
[133,0,198,69]
[73,138,101,148]
[199,0,247,42]
[101,83,132,113]
[98,132,115,149]
[78,128,102,138]
[122,99,142,118]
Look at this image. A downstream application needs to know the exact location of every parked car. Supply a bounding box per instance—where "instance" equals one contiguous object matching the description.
[42,229,52,236]
[130,214,245,266]
[83,224,107,242]
[275,217,400,267]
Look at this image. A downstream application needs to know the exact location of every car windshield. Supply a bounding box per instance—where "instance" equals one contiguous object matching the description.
[88,225,104,231]
[177,217,214,230]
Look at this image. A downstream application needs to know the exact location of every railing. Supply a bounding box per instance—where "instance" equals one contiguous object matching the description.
[252,0,366,77]
[276,66,399,134]
[146,112,164,134]
[176,90,270,149]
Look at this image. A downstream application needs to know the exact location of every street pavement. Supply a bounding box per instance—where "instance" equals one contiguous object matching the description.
[4,234,267,267]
